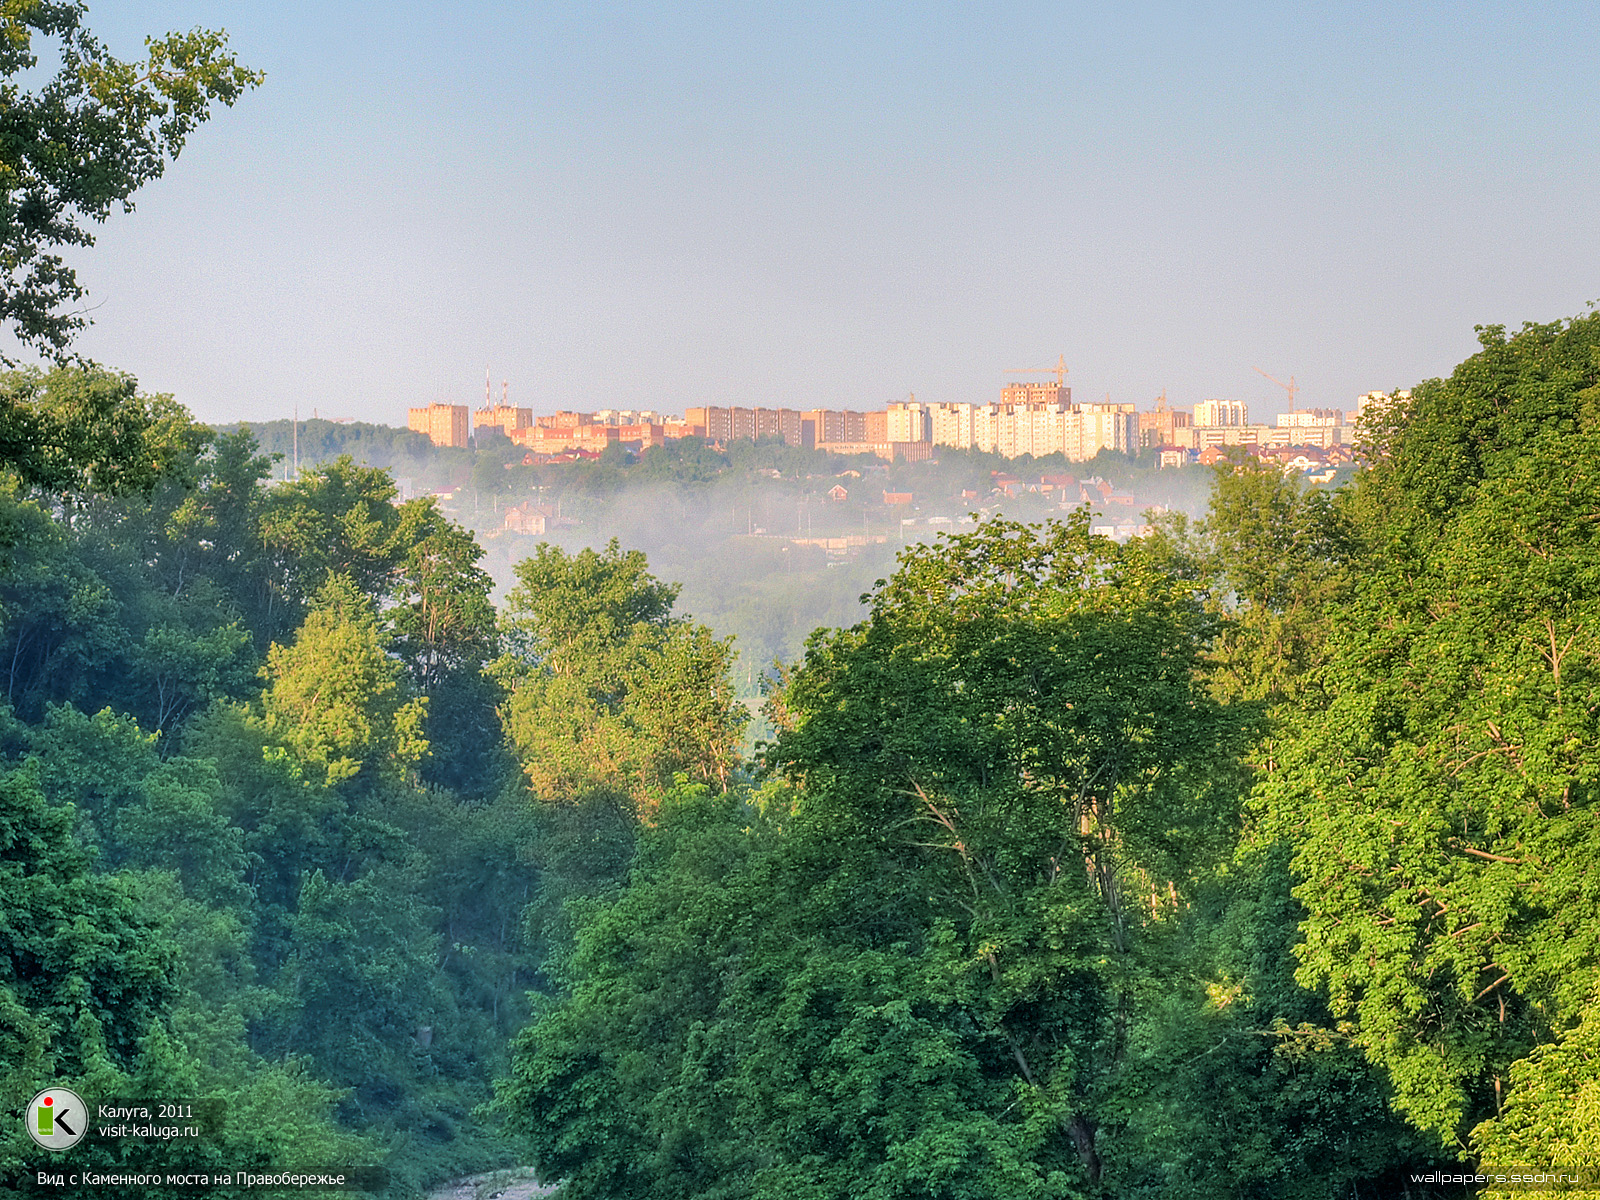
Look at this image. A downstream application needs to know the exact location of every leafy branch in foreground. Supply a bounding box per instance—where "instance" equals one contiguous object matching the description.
[0,2,262,355]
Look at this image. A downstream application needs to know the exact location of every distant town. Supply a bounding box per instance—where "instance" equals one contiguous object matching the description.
[408,365,1400,478]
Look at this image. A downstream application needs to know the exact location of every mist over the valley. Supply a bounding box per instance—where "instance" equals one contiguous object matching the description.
[239,417,1231,699]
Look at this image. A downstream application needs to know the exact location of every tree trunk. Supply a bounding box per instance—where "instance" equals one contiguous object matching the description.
[1069,1112,1101,1182]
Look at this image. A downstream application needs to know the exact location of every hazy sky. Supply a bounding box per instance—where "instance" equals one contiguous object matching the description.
[45,1,1600,425]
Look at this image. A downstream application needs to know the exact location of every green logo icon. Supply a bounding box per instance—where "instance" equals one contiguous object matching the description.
[26,1088,87,1151]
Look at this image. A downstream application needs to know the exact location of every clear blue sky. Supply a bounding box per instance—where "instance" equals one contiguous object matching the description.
[53,1,1600,425]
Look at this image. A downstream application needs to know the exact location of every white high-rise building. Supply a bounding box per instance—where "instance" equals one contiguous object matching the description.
[885,400,932,443]
[926,397,1133,461]
[1276,408,1343,429]
[1194,399,1247,427]
[929,402,976,449]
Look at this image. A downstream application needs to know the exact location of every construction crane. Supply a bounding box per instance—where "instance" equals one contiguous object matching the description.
[1004,354,1068,386]
[1254,367,1298,409]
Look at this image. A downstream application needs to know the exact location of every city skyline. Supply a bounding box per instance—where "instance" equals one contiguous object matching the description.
[12,2,1598,426]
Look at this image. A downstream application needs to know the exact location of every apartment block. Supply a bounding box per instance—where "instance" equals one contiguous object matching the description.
[474,405,532,438]
[511,423,622,455]
[1193,399,1247,427]
[1000,381,1071,407]
[1267,408,1353,449]
[929,402,976,449]
[1194,424,1268,448]
[1275,407,1343,428]
[815,441,934,463]
[802,409,868,446]
[885,400,932,443]
[1138,405,1193,449]
[685,406,805,447]
[536,411,590,429]
[592,409,664,425]
[407,403,470,448]
[928,393,1132,462]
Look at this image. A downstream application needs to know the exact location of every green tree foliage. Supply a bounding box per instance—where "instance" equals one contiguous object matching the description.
[141,426,279,631]
[765,515,1245,1188]
[0,372,255,726]
[1196,451,1349,706]
[391,501,497,692]
[389,499,509,797]
[496,540,745,814]
[1104,841,1439,1199]
[0,743,366,1199]
[256,574,428,786]
[257,456,409,636]
[1262,313,1600,1158]
[0,13,550,1190]
[0,765,175,1074]
[502,783,1076,1200]
[502,519,1271,1198]
[1473,991,1600,1186]
[0,367,209,495]
[0,2,261,355]
[0,390,537,1193]
[0,491,124,714]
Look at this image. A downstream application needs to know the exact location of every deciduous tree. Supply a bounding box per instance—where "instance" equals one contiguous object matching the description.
[1263,313,1600,1161]
[495,540,743,813]
[0,3,261,355]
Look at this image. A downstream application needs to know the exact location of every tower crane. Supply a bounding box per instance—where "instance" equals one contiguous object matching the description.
[1004,353,1068,386]
[1254,366,1298,409]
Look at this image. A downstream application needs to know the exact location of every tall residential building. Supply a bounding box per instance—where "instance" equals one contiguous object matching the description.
[685,406,805,446]
[1270,408,1349,448]
[1000,380,1071,408]
[1275,408,1343,428]
[885,399,932,443]
[1138,399,1193,448]
[802,409,870,446]
[408,403,470,448]
[1194,399,1247,428]
[1071,402,1137,459]
[928,395,1133,461]
[929,402,976,449]
[474,405,532,438]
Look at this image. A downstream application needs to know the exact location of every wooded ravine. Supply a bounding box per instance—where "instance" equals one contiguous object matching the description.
[5,312,1600,1198]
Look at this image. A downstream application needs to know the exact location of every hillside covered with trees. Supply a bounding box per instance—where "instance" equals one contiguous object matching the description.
[2,313,1598,1199]
[2,3,1595,1197]
[493,312,1600,1199]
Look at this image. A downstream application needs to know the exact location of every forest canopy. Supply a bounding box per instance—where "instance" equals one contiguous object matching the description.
[2,90,1598,1194]
[494,313,1600,1200]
